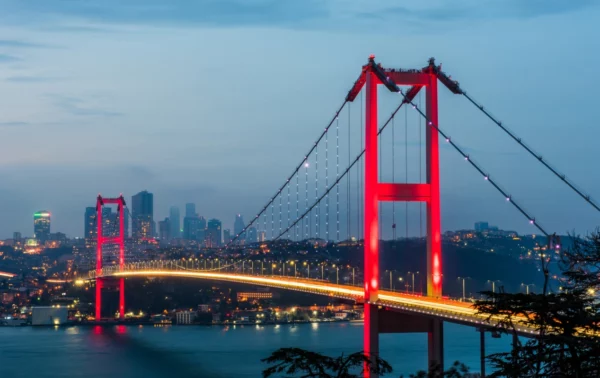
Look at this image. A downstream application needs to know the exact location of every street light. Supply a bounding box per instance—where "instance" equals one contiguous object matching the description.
[487,280,502,293]
[303,261,309,279]
[458,277,471,301]
[384,270,394,290]
[333,265,339,285]
[398,277,403,292]
[408,271,419,295]
[522,283,535,295]
[290,261,296,277]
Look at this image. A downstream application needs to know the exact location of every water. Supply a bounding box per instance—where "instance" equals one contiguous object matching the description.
[0,322,511,377]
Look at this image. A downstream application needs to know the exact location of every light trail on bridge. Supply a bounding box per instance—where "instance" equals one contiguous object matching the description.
[97,269,539,337]
[0,271,16,278]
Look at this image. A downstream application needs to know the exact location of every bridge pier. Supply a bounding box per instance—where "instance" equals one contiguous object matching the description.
[95,278,102,320]
[428,319,444,373]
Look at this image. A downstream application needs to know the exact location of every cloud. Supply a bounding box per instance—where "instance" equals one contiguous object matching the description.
[2,0,329,28]
[378,0,595,23]
[6,75,63,83]
[0,121,29,127]
[0,53,21,63]
[46,94,124,117]
[0,39,52,48]
[1,0,594,32]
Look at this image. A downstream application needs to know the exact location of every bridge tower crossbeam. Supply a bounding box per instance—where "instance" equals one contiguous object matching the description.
[95,194,126,320]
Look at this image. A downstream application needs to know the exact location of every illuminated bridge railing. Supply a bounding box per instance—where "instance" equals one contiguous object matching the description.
[87,261,540,337]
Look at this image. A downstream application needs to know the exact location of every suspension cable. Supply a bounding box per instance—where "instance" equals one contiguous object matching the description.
[226,100,349,247]
[461,91,600,212]
[273,101,409,241]
[400,91,550,237]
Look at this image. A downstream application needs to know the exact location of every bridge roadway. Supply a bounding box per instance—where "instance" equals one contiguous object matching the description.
[96,269,538,336]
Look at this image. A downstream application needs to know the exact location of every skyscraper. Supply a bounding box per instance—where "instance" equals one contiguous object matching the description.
[33,211,51,242]
[223,229,232,245]
[185,203,196,218]
[84,207,96,240]
[158,218,170,240]
[103,208,119,237]
[258,230,266,242]
[169,206,181,239]
[247,227,258,244]
[234,214,245,242]
[183,216,203,241]
[197,216,207,244]
[206,219,222,247]
[132,191,154,239]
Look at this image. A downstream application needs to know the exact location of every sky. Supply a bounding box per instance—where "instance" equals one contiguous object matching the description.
[0,0,599,239]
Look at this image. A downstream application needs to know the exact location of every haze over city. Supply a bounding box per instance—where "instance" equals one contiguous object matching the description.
[0,1,598,238]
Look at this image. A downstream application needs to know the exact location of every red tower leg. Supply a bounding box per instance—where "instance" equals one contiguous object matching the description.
[363,70,380,376]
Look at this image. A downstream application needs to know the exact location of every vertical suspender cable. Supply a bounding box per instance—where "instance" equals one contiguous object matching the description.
[315,144,319,238]
[348,104,352,241]
[326,127,329,241]
[336,116,340,246]
[305,159,309,239]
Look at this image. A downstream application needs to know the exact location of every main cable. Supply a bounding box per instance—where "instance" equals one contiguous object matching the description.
[273,100,410,241]
[400,91,550,236]
[461,90,600,212]
[226,100,348,247]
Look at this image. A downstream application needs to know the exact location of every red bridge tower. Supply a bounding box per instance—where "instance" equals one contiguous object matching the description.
[95,194,126,320]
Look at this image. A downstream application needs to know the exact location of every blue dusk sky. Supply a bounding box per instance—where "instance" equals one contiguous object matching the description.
[0,0,599,238]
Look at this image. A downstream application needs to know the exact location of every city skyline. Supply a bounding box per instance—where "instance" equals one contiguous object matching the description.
[1,1,599,238]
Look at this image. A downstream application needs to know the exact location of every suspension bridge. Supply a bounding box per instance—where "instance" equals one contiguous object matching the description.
[88,56,597,376]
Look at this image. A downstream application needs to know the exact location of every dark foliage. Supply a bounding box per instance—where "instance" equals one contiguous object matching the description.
[399,361,472,377]
[261,347,393,378]
[473,231,600,377]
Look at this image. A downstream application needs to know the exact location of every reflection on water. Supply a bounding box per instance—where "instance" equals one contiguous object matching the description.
[0,322,510,377]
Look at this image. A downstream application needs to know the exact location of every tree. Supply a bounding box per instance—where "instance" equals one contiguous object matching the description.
[261,347,393,378]
[473,231,600,377]
[399,361,472,378]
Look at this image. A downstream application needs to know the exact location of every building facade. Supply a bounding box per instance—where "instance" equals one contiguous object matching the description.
[169,206,181,239]
[205,219,222,247]
[33,211,51,242]
[132,191,154,239]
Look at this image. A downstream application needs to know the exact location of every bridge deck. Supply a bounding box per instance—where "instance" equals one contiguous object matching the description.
[97,269,538,336]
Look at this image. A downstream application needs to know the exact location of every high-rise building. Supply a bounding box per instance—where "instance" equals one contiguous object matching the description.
[206,219,222,247]
[185,203,196,218]
[258,230,266,242]
[475,222,489,232]
[103,208,120,237]
[169,206,181,239]
[84,207,96,241]
[246,227,258,244]
[183,216,203,241]
[234,214,245,242]
[197,216,207,244]
[33,211,51,242]
[223,229,232,245]
[13,232,21,243]
[158,218,170,240]
[132,191,154,239]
